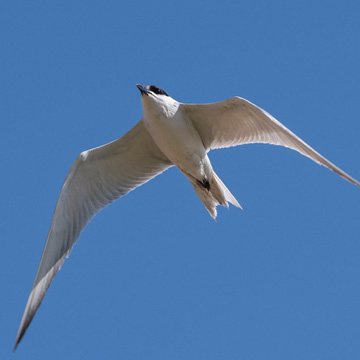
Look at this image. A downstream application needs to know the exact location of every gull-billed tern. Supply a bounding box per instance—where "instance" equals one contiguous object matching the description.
[14,84,360,349]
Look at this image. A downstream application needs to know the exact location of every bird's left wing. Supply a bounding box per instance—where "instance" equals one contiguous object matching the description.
[183,97,360,186]
[15,120,172,349]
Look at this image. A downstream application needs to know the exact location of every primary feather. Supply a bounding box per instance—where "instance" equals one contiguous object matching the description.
[14,120,172,349]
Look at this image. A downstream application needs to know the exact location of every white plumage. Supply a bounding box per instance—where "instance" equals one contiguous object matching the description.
[14,84,359,350]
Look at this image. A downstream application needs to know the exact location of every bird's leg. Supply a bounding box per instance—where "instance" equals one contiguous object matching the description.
[197,177,210,191]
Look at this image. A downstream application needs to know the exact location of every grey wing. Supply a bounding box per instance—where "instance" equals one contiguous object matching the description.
[183,97,360,186]
[14,120,172,349]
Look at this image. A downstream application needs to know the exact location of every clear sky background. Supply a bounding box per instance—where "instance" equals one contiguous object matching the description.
[1,1,360,359]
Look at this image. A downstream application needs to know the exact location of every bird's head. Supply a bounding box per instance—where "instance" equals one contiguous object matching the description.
[136,84,179,118]
[136,84,169,97]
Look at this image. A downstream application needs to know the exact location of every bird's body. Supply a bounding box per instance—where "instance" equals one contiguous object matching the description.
[139,86,240,214]
[142,93,210,183]
[14,84,360,350]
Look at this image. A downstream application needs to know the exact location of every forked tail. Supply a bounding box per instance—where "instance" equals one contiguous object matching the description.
[188,170,242,219]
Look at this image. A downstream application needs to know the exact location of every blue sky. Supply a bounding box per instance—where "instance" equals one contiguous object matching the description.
[1,1,360,359]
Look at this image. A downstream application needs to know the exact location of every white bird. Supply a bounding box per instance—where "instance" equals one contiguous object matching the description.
[14,84,360,350]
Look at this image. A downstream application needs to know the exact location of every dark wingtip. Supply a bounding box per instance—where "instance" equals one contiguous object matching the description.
[13,306,35,352]
[13,326,26,352]
[13,338,20,352]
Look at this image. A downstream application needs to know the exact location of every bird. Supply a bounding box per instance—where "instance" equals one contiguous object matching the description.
[14,84,360,350]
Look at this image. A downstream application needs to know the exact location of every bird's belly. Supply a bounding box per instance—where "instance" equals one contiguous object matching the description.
[144,115,209,180]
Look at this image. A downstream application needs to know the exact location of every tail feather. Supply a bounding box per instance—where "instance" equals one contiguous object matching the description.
[211,171,242,210]
[188,170,242,220]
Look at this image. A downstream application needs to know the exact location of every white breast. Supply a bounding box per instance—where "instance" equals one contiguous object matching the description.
[142,99,211,181]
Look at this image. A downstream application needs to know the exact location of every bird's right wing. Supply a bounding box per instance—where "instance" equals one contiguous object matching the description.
[184,97,360,186]
[15,120,172,349]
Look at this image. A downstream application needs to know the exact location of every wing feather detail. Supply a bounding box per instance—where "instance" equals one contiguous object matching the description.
[14,120,172,349]
[184,97,360,186]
